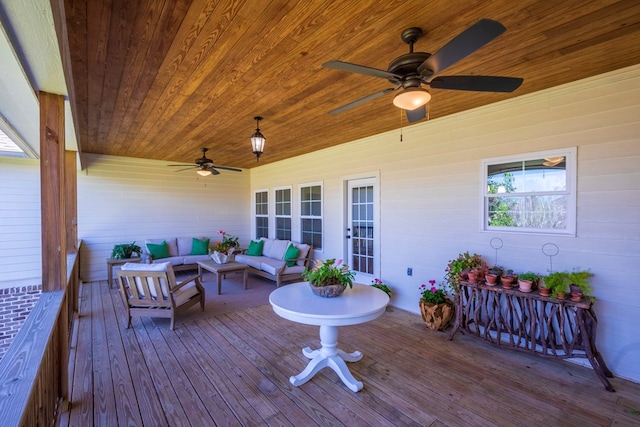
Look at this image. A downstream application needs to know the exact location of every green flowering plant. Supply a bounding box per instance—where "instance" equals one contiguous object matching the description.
[212,230,239,254]
[371,278,391,296]
[419,279,450,305]
[303,258,355,288]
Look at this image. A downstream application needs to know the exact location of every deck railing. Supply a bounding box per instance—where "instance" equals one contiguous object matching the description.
[0,243,81,426]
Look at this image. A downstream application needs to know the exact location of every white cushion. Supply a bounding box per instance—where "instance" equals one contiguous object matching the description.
[282,265,305,275]
[182,254,211,265]
[121,261,172,299]
[260,258,286,276]
[260,238,275,257]
[235,254,263,269]
[151,256,183,267]
[266,239,290,259]
[177,237,197,256]
[292,243,311,266]
[173,282,200,306]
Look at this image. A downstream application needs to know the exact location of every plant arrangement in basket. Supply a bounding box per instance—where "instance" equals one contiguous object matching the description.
[371,278,391,296]
[212,230,239,254]
[110,242,142,259]
[303,258,355,288]
[419,280,451,305]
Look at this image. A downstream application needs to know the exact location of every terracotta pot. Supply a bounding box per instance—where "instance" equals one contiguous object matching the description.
[467,271,477,283]
[486,273,498,286]
[501,276,514,288]
[518,279,533,293]
[570,292,583,302]
[419,300,454,331]
[539,287,551,297]
[556,291,567,300]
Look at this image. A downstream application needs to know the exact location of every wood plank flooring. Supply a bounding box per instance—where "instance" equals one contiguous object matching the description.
[59,277,640,426]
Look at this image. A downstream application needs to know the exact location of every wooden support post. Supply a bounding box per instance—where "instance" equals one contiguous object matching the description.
[40,91,67,291]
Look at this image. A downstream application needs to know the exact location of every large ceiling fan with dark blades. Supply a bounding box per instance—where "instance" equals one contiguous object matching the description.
[323,19,523,123]
[167,148,242,176]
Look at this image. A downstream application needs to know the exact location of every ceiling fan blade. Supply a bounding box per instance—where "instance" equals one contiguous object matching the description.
[418,19,506,77]
[329,87,397,115]
[208,167,221,175]
[323,60,401,80]
[429,75,523,92]
[173,167,197,173]
[211,165,242,172]
[167,164,196,167]
[405,105,426,123]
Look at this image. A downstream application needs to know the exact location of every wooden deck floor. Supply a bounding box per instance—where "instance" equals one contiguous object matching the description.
[59,277,640,426]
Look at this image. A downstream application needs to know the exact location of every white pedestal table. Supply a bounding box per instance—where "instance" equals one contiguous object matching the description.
[269,282,389,392]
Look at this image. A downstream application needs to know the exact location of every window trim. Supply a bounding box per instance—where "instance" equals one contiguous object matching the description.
[253,189,269,239]
[299,182,323,250]
[480,147,577,236]
[274,185,293,241]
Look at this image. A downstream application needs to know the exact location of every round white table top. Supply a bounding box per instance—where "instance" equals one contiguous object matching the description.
[269,282,389,326]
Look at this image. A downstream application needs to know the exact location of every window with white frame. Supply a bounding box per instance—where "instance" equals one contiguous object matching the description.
[275,187,292,240]
[482,148,576,235]
[254,190,269,238]
[300,184,322,249]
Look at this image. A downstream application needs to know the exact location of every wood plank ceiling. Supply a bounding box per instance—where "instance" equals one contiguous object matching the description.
[55,0,640,170]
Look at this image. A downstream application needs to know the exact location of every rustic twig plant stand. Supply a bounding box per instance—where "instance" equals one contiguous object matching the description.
[448,280,615,391]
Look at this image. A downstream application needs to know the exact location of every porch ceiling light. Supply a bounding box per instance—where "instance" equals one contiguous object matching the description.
[250,116,265,162]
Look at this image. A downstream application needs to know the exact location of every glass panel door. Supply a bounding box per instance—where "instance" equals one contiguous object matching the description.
[347,178,375,274]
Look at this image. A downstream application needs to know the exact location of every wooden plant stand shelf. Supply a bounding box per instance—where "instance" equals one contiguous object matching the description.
[448,280,615,392]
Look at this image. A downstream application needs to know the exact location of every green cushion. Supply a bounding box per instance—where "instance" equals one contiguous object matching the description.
[284,244,300,267]
[191,237,210,255]
[246,240,264,256]
[146,241,169,259]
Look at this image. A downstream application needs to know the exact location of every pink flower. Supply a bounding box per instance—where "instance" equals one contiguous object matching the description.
[429,279,436,286]
[217,230,225,235]
[336,259,343,266]
[431,286,437,292]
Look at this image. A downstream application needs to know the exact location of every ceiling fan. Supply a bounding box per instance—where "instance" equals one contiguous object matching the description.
[323,19,523,122]
[167,148,242,176]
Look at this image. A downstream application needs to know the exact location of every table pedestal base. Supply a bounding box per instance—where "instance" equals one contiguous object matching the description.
[289,325,363,392]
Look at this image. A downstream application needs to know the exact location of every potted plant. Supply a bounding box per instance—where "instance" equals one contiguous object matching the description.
[567,270,593,301]
[486,265,503,286]
[542,271,569,298]
[371,278,391,297]
[517,272,539,293]
[444,251,484,290]
[211,230,239,263]
[419,280,454,331]
[110,242,142,260]
[501,269,517,288]
[303,258,355,298]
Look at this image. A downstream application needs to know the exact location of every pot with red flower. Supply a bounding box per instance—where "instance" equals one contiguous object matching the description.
[419,280,454,331]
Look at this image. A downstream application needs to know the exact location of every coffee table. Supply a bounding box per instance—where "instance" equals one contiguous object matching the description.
[269,282,389,392]
[197,260,249,294]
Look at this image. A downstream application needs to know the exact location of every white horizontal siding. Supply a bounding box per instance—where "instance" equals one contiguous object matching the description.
[250,64,640,383]
[77,154,250,282]
[0,158,41,287]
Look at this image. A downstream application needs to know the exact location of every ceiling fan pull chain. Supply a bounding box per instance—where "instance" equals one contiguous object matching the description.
[400,107,404,142]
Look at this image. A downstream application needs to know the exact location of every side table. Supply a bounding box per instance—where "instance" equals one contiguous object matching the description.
[107,257,141,288]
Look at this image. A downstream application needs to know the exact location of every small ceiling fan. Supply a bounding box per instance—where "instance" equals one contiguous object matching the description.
[323,19,523,122]
[167,148,242,176]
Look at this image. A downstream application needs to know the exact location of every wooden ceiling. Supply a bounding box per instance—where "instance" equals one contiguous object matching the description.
[54,0,640,170]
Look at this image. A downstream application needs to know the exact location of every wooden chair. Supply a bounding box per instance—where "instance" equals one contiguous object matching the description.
[117,261,205,330]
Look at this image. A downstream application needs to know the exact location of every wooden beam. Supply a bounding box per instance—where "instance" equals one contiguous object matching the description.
[40,91,67,292]
[65,150,78,252]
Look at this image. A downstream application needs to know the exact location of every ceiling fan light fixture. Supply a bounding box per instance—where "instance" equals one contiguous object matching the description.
[543,156,565,167]
[196,168,212,176]
[393,87,431,111]
[250,116,266,162]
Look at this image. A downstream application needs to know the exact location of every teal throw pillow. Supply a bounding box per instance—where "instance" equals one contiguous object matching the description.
[146,241,169,260]
[191,237,210,255]
[284,244,300,267]
[246,240,264,256]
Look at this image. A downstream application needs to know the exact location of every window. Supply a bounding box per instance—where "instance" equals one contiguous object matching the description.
[300,184,322,249]
[482,148,576,235]
[254,190,269,238]
[275,187,291,240]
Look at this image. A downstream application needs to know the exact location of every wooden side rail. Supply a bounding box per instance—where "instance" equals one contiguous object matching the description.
[0,246,81,425]
[448,281,614,392]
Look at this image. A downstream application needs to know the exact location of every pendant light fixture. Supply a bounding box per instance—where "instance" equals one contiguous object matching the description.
[250,116,265,161]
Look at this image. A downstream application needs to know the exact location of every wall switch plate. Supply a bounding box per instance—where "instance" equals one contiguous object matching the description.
[407,267,412,276]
